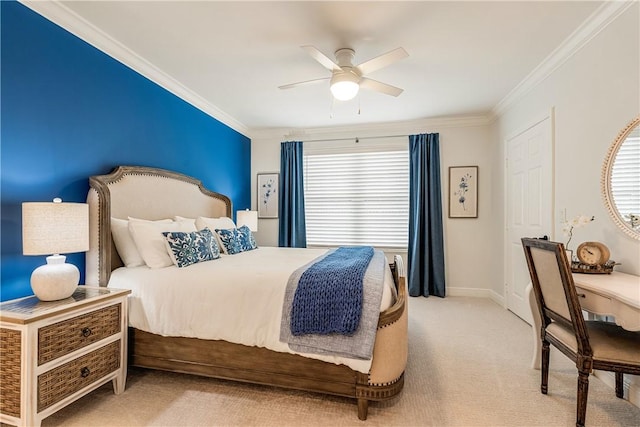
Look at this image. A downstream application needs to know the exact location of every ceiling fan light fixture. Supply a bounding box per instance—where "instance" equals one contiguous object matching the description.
[280,46,407,99]
[330,72,359,101]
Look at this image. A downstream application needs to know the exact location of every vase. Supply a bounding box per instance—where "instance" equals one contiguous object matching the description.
[565,249,573,264]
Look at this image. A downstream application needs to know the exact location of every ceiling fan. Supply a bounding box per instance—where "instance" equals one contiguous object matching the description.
[279,46,408,101]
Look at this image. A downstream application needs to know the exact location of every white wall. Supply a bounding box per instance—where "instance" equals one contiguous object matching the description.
[250,116,497,296]
[494,3,640,289]
[439,124,498,298]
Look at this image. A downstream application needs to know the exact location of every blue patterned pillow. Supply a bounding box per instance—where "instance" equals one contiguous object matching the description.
[215,228,243,255]
[163,228,220,268]
[237,225,258,251]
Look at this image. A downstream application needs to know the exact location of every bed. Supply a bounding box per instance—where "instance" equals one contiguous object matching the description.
[85,165,408,420]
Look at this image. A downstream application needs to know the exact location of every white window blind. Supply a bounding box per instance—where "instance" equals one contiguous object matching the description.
[303,147,409,248]
[611,132,640,218]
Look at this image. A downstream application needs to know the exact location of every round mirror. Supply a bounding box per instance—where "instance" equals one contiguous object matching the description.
[602,115,640,240]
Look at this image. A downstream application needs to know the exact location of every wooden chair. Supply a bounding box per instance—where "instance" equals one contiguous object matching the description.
[521,238,640,427]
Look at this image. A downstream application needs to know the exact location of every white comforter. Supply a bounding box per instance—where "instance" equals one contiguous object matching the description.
[108,246,395,373]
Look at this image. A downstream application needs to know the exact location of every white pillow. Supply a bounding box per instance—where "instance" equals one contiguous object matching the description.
[128,218,196,268]
[111,217,171,267]
[195,217,236,254]
[173,216,196,227]
[195,216,236,231]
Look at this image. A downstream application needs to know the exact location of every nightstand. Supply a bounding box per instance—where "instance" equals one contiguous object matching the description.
[0,286,130,427]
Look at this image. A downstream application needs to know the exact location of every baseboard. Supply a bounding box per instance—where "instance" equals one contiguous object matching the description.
[593,370,640,408]
[487,289,505,307]
[446,287,490,298]
[446,287,505,306]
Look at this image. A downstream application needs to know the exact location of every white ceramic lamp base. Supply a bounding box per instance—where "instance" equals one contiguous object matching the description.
[31,255,79,301]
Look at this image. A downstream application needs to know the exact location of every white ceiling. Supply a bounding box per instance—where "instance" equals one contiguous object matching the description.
[45,1,605,133]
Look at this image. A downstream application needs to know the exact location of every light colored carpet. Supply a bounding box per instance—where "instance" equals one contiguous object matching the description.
[40,297,640,426]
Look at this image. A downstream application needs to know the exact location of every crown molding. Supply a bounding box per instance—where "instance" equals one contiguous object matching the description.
[19,0,250,137]
[250,114,492,142]
[492,0,636,118]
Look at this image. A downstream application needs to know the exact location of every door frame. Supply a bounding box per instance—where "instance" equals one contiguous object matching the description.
[502,107,556,314]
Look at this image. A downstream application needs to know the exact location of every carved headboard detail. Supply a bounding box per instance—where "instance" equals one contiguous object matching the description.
[86,166,232,286]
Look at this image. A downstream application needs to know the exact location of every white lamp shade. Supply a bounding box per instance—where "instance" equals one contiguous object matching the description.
[236,210,258,232]
[22,201,89,255]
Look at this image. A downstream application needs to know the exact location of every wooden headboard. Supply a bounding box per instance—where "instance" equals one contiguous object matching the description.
[86,166,232,286]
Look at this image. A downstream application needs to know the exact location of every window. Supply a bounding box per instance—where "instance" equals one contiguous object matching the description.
[303,138,409,248]
[611,130,640,218]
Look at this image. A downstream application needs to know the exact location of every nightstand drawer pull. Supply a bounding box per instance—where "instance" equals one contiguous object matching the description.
[80,367,91,378]
[81,327,92,337]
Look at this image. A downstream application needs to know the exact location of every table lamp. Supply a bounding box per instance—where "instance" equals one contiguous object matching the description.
[236,209,258,232]
[22,198,89,301]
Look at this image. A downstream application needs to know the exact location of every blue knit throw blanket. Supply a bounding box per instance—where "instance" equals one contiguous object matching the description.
[290,246,374,336]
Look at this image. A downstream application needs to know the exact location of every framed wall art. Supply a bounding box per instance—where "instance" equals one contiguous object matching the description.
[448,166,478,218]
[257,172,279,218]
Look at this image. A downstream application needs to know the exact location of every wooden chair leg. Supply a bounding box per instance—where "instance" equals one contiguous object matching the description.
[357,398,369,420]
[541,340,550,394]
[576,370,590,427]
[615,372,624,398]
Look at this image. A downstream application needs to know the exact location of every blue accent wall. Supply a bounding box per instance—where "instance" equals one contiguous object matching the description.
[1,1,251,301]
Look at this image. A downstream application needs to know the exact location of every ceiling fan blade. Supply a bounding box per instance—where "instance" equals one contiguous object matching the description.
[278,77,330,90]
[357,47,408,75]
[359,78,404,97]
[301,45,341,72]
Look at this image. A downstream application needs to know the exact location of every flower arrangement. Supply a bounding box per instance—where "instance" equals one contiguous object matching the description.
[561,214,594,249]
[626,213,640,229]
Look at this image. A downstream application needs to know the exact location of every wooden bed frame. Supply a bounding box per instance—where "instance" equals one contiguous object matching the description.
[86,165,408,420]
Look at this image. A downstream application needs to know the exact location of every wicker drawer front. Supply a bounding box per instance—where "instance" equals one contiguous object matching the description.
[38,340,120,412]
[0,328,22,418]
[38,304,121,365]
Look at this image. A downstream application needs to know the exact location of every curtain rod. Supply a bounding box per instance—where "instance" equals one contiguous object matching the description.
[284,134,410,143]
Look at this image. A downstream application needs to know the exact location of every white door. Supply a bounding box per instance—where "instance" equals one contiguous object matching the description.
[505,115,553,323]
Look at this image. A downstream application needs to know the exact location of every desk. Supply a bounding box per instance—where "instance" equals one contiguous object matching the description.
[528,270,640,369]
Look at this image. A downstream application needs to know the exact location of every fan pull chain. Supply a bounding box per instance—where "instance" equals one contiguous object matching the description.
[329,94,335,118]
